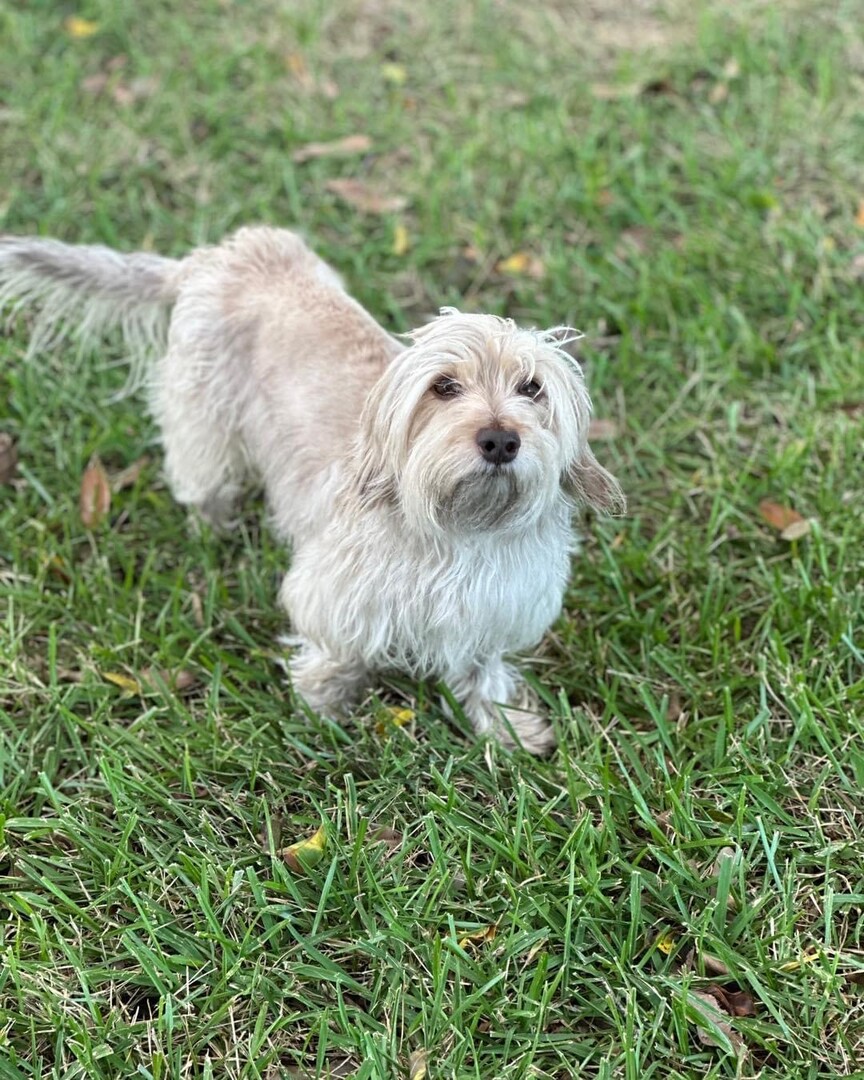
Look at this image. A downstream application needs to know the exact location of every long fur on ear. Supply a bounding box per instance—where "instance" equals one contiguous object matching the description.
[564,445,626,516]
[354,403,399,507]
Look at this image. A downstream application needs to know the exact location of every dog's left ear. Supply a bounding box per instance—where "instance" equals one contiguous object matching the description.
[563,445,626,516]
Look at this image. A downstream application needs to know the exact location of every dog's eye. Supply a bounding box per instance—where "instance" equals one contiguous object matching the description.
[518,378,543,399]
[432,377,462,399]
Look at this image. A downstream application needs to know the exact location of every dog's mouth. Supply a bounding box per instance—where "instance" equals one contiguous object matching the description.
[438,467,522,530]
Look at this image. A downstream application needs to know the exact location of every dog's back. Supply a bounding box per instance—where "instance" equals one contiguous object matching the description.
[0,226,401,536]
[154,227,401,536]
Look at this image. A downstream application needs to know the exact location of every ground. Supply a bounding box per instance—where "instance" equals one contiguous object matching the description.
[1,1,863,1077]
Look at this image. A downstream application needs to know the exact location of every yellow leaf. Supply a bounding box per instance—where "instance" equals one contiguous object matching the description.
[498,252,530,274]
[393,223,410,256]
[408,1049,427,1079]
[382,63,407,85]
[496,251,545,279]
[375,706,415,735]
[65,16,100,38]
[103,672,142,694]
[856,200,864,228]
[282,824,327,873]
[779,950,820,972]
[458,924,498,949]
[654,930,677,955]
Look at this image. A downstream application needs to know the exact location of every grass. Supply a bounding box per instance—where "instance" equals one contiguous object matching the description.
[1,0,864,1076]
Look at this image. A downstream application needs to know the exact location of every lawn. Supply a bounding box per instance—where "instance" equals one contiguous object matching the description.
[1,0,863,1076]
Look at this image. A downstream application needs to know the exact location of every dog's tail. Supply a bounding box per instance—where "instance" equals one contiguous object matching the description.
[0,234,182,374]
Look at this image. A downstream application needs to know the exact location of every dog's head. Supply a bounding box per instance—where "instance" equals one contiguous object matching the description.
[357,309,624,533]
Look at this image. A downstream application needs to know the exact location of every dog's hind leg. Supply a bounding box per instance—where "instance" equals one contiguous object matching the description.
[152,353,249,529]
[162,423,247,530]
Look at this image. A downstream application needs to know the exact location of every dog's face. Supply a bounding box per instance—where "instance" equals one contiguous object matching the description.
[358,310,624,533]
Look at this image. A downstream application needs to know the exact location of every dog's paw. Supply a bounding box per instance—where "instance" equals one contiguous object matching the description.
[288,642,367,717]
[496,702,557,756]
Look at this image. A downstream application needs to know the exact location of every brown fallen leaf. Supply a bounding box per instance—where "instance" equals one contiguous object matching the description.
[81,72,109,95]
[112,76,160,106]
[856,199,864,228]
[588,418,619,440]
[285,51,315,92]
[324,178,407,215]
[0,432,18,484]
[80,454,112,528]
[641,77,675,96]
[590,82,641,100]
[291,134,372,164]
[188,590,205,628]
[709,81,729,104]
[368,825,403,852]
[684,948,730,977]
[111,454,151,492]
[708,983,756,1018]
[689,990,746,1054]
[758,499,805,534]
[46,554,72,583]
[616,226,652,255]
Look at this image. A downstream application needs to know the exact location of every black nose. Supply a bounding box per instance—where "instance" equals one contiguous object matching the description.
[476,427,521,465]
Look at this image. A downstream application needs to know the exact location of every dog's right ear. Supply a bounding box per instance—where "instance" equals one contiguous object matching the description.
[563,445,626,516]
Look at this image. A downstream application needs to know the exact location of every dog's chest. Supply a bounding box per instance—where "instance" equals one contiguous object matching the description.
[284,509,574,676]
[353,523,571,673]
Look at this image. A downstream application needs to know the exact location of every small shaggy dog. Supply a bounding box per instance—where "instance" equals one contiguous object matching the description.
[0,227,624,754]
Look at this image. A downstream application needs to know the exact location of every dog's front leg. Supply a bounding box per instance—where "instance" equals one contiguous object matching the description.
[289,641,368,717]
[447,659,557,756]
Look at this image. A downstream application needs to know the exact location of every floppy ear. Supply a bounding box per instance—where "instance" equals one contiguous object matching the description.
[354,398,399,508]
[564,445,626,516]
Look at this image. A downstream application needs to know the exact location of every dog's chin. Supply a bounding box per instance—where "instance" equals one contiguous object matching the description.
[436,465,533,531]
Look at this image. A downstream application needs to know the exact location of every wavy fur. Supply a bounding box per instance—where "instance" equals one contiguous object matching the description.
[0,225,624,754]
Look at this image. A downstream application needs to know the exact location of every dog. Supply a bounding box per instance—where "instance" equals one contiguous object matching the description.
[0,226,624,754]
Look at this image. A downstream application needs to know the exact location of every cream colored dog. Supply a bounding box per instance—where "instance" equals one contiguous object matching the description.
[0,226,624,754]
